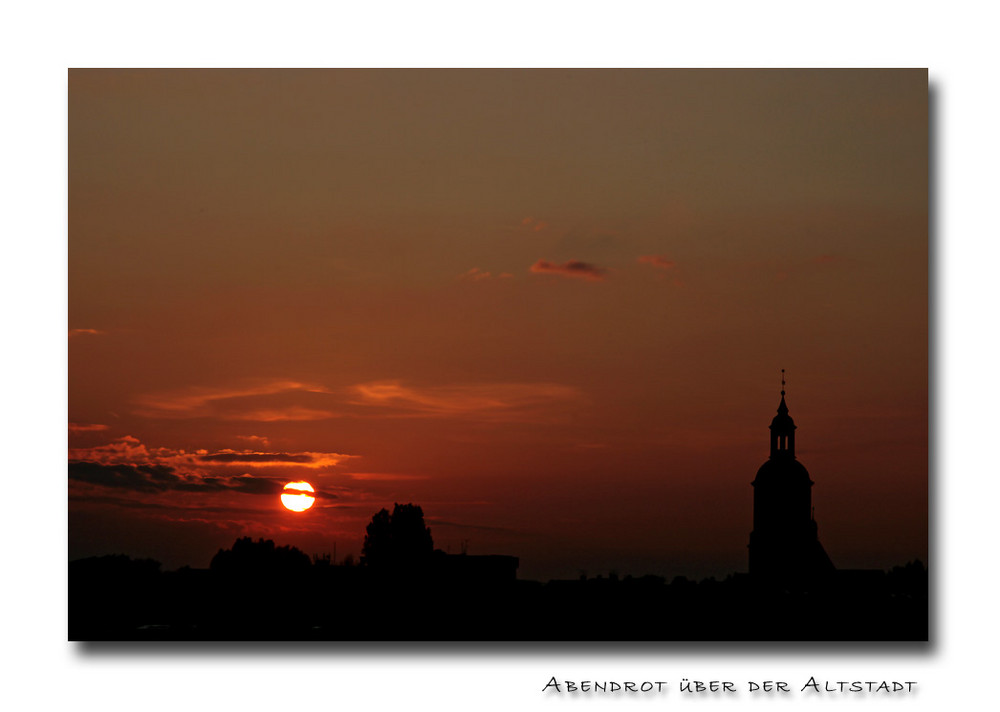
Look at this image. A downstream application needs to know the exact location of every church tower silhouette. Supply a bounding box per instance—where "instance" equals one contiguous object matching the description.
[748,373,834,585]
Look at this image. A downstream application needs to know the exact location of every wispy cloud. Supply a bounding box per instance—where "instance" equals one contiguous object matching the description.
[349,380,586,421]
[426,518,521,534]
[69,493,283,517]
[529,259,607,281]
[459,267,515,281]
[235,435,270,447]
[69,328,104,338]
[69,461,337,499]
[70,436,353,471]
[342,472,430,482]
[459,267,491,281]
[521,217,548,232]
[69,436,350,501]
[225,407,340,422]
[638,254,676,269]
[197,450,354,468]
[69,422,109,434]
[133,380,339,421]
[69,435,157,465]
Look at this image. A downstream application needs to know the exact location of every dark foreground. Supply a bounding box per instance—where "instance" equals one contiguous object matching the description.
[69,554,927,641]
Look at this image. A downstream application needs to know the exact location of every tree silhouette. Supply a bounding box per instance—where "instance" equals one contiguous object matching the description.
[887,559,928,597]
[361,503,433,568]
[361,507,392,566]
[210,537,311,575]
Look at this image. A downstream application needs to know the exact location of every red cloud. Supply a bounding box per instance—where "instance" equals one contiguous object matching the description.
[69,422,110,434]
[68,435,357,526]
[342,472,429,482]
[69,436,354,471]
[460,268,515,282]
[638,255,675,269]
[349,380,586,422]
[529,259,607,281]
[235,434,270,447]
[460,267,492,281]
[132,380,338,420]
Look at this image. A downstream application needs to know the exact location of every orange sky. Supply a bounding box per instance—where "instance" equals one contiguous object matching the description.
[69,69,927,580]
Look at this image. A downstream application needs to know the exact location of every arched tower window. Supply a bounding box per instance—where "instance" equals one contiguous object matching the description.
[769,390,796,458]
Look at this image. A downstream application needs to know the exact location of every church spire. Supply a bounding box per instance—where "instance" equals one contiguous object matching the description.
[749,374,834,582]
[769,369,796,458]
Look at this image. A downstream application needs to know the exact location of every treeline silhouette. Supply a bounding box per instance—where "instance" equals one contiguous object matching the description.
[69,504,928,641]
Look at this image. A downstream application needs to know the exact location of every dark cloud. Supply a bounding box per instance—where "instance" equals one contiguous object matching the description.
[198,452,314,464]
[69,461,181,493]
[69,493,286,516]
[227,474,286,496]
[69,461,337,499]
[172,477,232,492]
[69,494,173,510]
[529,259,607,281]
[426,518,520,534]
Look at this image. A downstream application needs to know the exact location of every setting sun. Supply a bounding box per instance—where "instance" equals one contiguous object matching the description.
[280,481,315,512]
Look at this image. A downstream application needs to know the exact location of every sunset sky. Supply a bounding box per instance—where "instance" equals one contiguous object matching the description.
[68,69,927,581]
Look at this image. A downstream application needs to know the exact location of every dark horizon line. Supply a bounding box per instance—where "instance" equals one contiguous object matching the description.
[68,547,928,585]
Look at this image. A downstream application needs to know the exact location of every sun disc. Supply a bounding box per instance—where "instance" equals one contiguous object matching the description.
[281,481,315,512]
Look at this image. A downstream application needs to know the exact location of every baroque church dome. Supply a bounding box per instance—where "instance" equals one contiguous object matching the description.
[754,457,812,487]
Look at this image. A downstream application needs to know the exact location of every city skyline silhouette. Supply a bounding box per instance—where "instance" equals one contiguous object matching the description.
[69,380,927,641]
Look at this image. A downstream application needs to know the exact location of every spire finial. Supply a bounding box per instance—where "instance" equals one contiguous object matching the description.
[781,368,785,396]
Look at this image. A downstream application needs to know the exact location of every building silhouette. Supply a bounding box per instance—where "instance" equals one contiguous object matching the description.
[748,381,834,586]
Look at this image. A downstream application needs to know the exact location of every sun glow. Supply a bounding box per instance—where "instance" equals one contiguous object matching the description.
[280,481,315,512]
